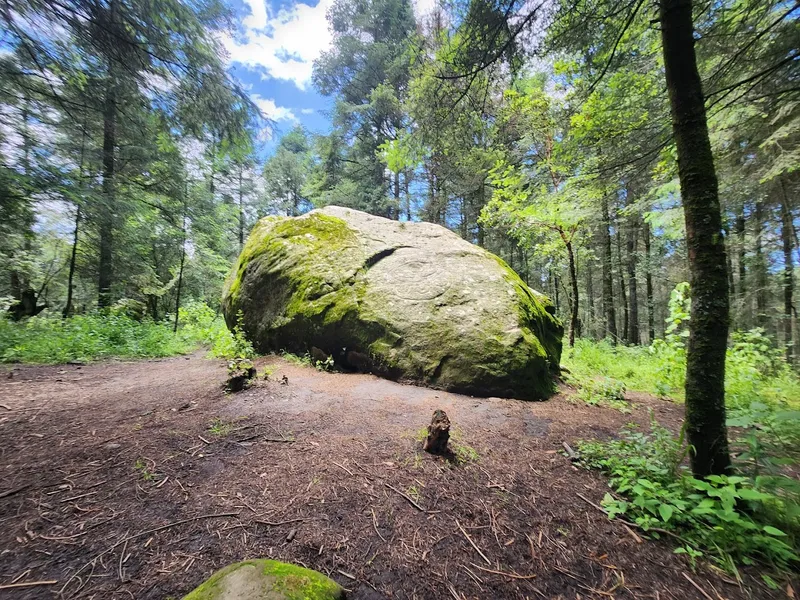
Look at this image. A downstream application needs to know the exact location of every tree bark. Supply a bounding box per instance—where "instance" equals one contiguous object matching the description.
[780,179,794,363]
[98,61,116,309]
[626,216,640,344]
[660,0,731,476]
[754,200,768,329]
[601,196,617,343]
[643,221,655,343]
[63,206,80,319]
[565,235,579,347]
[239,167,246,247]
[174,185,188,333]
[616,227,629,342]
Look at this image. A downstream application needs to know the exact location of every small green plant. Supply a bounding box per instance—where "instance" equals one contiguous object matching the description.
[261,364,277,379]
[207,417,234,437]
[406,485,422,502]
[282,352,313,366]
[134,458,154,481]
[578,417,799,572]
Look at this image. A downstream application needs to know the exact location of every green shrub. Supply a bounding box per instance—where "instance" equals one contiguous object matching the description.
[0,312,196,363]
[0,301,256,363]
[570,375,630,412]
[578,418,799,572]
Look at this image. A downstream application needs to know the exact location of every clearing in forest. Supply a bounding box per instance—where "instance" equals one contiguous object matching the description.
[0,354,783,599]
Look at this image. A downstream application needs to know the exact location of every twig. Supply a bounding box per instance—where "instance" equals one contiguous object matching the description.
[60,491,97,503]
[456,520,490,564]
[384,482,425,512]
[59,512,239,595]
[371,508,386,542]
[118,538,128,581]
[469,562,537,580]
[682,572,714,600]
[0,580,58,590]
[0,484,31,499]
[255,518,306,526]
[562,442,578,461]
[337,569,356,580]
[332,461,354,476]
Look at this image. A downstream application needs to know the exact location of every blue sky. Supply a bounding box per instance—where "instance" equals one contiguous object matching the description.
[221,0,338,150]
[222,0,435,154]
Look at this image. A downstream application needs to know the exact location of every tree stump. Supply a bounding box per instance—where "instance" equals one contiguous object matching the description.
[226,358,256,392]
[423,409,450,454]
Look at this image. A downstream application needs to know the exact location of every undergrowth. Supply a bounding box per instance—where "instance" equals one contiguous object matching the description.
[0,300,252,363]
[578,417,799,574]
[571,283,800,576]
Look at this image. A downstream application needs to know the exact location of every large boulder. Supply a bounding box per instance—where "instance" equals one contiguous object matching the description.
[183,560,344,600]
[222,206,563,400]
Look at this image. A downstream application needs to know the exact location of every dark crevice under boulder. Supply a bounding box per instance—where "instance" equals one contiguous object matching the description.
[222,206,563,400]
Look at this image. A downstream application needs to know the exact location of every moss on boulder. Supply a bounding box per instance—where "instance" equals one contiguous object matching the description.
[222,206,563,400]
[183,559,345,600]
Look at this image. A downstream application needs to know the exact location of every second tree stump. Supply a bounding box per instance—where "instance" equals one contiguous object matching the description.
[423,409,451,454]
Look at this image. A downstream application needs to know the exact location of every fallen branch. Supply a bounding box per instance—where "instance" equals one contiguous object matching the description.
[0,484,31,500]
[332,461,354,476]
[255,518,306,526]
[562,442,578,461]
[384,482,426,512]
[469,562,537,580]
[0,580,58,590]
[456,520,490,564]
[682,572,714,600]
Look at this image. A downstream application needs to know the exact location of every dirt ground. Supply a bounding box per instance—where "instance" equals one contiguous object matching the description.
[0,354,789,599]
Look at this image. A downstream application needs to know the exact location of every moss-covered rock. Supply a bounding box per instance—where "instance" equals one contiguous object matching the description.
[222,206,563,400]
[183,559,345,600]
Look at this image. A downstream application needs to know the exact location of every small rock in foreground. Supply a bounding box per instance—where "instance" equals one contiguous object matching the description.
[183,559,345,600]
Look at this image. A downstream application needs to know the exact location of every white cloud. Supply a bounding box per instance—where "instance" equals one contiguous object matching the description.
[242,0,268,29]
[251,94,298,123]
[222,0,334,90]
[412,0,437,18]
[300,108,315,114]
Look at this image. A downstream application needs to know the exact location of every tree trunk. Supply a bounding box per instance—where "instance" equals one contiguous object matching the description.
[566,237,579,347]
[174,183,188,333]
[98,61,117,309]
[586,262,595,338]
[63,206,81,319]
[616,227,629,341]
[238,167,245,248]
[735,206,746,300]
[601,197,617,343]
[754,200,768,329]
[404,170,411,221]
[394,171,401,221]
[780,179,794,363]
[626,217,640,344]
[660,0,731,477]
[643,221,655,343]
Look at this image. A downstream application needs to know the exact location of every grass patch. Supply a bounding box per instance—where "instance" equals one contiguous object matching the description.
[0,300,252,364]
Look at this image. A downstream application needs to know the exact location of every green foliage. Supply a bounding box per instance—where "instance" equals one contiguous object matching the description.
[207,417,234,437]
[571,376,630,412]
[0,313,197,363]
[578,419,799,571]
[179,302,253,360]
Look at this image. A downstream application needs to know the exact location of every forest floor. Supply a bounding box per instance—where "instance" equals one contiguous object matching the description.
[0,354,787,599]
